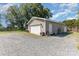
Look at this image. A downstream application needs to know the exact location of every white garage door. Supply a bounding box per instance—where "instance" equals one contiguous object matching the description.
[30,25,41,35]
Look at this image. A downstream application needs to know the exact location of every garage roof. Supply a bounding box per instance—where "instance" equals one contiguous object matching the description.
[27,17,65,25]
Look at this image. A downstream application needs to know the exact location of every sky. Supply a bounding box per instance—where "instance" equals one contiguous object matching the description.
[0,3,79,27]
[42,3,79,21]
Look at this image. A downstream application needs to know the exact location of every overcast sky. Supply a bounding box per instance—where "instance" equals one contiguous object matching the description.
[0,3,79,26]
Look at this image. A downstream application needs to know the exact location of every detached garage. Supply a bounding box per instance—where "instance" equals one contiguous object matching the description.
[27,17,67,36]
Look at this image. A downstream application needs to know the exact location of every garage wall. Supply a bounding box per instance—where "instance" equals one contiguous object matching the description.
[28,19,46,33]
[46,22,66,34]
[58,24,64,32]
[46,22,58,34]
[52,23,58,34]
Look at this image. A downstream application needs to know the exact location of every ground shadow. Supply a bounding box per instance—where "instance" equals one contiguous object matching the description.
[50,32,73,37]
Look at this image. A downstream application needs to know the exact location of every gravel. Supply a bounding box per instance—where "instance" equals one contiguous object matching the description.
[0,32,78,56]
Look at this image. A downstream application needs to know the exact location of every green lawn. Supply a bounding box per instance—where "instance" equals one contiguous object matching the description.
[0,31,27,36]
[0,31,44,40]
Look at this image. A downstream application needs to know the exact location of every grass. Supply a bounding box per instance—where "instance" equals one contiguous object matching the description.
[0,31,27,36]
[71,32,79,37]
[0,31,44,39]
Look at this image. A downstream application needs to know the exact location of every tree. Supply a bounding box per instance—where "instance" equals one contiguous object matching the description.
[63,19,79,31]
[63,19,76,28]
[0,13,4,31]
[76,11,79,29]
[0,14,1,19]
[6,6,19,30]
[6,3,52,30]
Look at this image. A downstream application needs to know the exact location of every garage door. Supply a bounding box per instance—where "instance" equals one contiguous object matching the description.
[30,25,41,35]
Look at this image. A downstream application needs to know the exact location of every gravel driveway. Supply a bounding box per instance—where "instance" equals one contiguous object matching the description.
[0,32,79,56]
